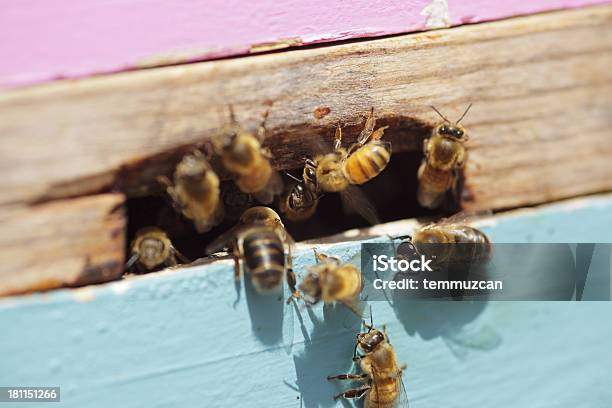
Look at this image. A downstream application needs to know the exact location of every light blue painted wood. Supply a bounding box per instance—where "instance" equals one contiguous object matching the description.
[1,195,612,408]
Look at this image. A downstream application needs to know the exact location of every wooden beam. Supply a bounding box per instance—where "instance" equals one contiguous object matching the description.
[0,6,611,210]
[0,194,126,296]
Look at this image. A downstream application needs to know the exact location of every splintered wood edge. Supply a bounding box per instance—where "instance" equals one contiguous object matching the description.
[0,6,611,210]
[0,193,126,296]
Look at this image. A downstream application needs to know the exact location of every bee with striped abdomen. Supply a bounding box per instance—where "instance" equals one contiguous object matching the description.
[159,150,224,233]
[328,314,408,407]
[417,104,472,209]
[125,227,189,273]
[213,107,283,204]
[309,108,391,224]
[298,249,364,315]
[206,207,299,296]
[399,212,491,267]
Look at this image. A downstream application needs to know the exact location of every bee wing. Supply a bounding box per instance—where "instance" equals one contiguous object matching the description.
[370,364,410,408]
[396,370,411,408]
[204,224,247,255]
[339,297,366,317]
[340,185,381,226]
[433,210,493,227]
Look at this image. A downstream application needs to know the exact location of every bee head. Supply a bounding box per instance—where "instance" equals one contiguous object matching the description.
[298,272,322,304]
[431,104,472,140]
[356,328,386,354]
[435,123,466,140]
[176,152,212,182]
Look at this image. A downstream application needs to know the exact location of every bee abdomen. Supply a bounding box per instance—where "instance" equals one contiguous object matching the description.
[243,230,285,293]
[452,226,491,262]
[368,377,399,408]
[417,162,454,208]
[344,141,391,185]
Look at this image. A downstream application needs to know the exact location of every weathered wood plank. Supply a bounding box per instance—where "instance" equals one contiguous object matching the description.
[0,194,611,407]
[0,6,611,210]
[0,194,126,296]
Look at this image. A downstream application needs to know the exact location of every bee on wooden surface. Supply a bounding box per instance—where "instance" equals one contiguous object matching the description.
[298,249,364,315]
[206,206,299,296]
[213,107,283,204]
[417,104,472,209]
[159,150,224,233]
[309,108,391,224]
[328,314,408,407]
[401,212,491,266]
[279,160,319,221]
[125,227,189,273]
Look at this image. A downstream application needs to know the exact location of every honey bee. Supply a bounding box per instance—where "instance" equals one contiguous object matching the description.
[206,206,300,296]
[125,227,189,273]
[279,161,319,221]
[298,249,364,315]
[403,212,491,265]
[310,108,391,224]
[213,107,283,204]
[417,104,472,209]
[328,315,408,407]
[159,150,224,233]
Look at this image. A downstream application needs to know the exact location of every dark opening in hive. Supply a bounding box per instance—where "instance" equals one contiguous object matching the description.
[125,149,447,263]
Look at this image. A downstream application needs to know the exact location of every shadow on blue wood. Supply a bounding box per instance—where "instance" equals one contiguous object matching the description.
[1,195,612,407]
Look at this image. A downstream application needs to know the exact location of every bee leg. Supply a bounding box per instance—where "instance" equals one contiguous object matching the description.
[165,254,178,268]
[173,248,190,265]
[332,385,370,401]
[256,108,271,141]
[369,125,389,141]
[124,253,139,273]
[356,107,376,145]
[327,373,368,381]
[285,268,303,304]
[333,125,343,152]
[352,355,364,362]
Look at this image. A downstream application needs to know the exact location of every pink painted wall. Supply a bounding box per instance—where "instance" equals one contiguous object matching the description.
[1,0,609,89]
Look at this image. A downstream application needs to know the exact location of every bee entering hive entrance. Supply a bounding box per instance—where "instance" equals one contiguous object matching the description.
[125,150,441,262]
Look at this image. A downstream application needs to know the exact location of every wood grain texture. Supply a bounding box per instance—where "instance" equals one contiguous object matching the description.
[0,194,611,408]
[0,194,126,296]
[2,0,609,89]
[0,6,611,211]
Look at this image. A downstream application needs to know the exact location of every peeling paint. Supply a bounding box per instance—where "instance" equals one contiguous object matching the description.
[421,0,451,29]
[249,37,303,53]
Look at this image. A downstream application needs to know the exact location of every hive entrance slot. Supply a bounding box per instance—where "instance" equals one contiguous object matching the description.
[125,150,441,263]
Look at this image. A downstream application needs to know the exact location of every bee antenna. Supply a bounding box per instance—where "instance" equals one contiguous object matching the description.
[228,104,237,124]
[368,305,374,332]
[456,103,473,124]
[285,172,301,182]
[430,105,450,123]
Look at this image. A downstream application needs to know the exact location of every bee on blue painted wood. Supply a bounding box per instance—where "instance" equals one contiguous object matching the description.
[297,249,364,315]
[125,227,189,273]
[417,104,472,209]
[328,313,409,407]
[206,206,299,296]
[411,212,491,264]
